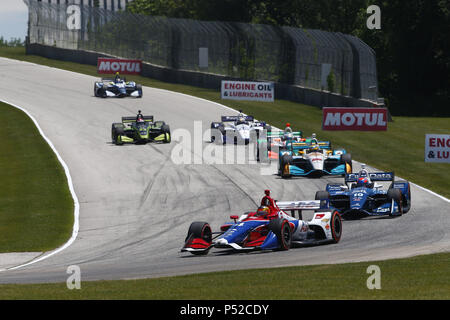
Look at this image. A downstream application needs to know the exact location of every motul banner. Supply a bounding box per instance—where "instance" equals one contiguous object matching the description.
[425,134,450,162]
[322,107,388,131]
[97,58,142,75]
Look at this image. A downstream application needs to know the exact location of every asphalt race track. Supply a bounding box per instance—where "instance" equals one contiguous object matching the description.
[0,57,449,284]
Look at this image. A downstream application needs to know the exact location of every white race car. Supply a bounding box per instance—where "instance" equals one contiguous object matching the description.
[210,112,270,144]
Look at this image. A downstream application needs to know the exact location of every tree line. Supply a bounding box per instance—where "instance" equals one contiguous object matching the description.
[0,37,25,47]
[126,0,450,116]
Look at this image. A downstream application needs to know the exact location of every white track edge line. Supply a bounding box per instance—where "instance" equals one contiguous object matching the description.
[0,99,80,271]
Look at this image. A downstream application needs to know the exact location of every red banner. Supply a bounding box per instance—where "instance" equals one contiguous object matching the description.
[322,107,388,131]
[97,58,142,75]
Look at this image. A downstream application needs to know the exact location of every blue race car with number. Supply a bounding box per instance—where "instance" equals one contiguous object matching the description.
[278,135,352,178]
[314,165,411,219]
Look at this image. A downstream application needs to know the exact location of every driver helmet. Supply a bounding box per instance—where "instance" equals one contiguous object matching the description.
[115,72,121,82]
[256,206,270,217]
[284,123,293,139]
[357,177,370,187]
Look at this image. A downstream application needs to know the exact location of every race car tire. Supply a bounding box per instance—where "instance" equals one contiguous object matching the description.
[387,188,403,216]
[210,123,225,144]
[94,83,99,97]
[161,124,171,143]
[111,123,125,145]
[268,218,292,250]
[185,221,212,255]
[330,210,342,243]
[136,84,143,98]
[341,153,352,174]
[402,182,411,214]
[315,191,330,208]
[280,154,292,178]
[315,191,330,200]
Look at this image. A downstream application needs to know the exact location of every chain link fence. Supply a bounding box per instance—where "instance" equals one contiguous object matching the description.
[24,0,378,101]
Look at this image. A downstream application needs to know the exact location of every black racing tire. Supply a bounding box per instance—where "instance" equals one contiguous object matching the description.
[94,83,99,97]
[136,84,143,98]
[161,124,171,143]
[341,153,352,174]
[185,221,212,255]
[268,218,292,250]
[111,123,124,145]
[315,191,330,200]
[280,154,293,178]
[388,188,403,216]
[402,183,411,214]
[330,210,342,243]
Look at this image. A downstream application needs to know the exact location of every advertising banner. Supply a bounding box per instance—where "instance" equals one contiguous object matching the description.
[97,58,142,75]
[425,134,450,162]
[322,107,388,131]
[221,81,274,102]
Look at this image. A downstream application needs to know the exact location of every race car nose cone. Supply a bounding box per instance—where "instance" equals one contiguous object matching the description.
[214,238,229,248]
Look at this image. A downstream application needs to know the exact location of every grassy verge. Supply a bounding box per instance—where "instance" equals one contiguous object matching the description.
[0,252,448,299]
[1,47,448,198]
[0,101,74,252]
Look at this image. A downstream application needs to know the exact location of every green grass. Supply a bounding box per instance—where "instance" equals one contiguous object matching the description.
[0,252,448,299]
[0,101,74,252]
[1,47,448,198]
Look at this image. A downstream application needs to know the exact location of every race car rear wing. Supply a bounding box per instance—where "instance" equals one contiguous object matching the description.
[276,200,320,219]
[268,131,302,137]
[221,115,254,122]
[122,116,154,123]
[291,141,331,149]
[345,172,395,183]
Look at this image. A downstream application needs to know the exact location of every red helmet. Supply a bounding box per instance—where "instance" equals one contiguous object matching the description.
[357,177,369,187]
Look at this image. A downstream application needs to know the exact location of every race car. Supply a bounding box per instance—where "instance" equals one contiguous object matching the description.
[94,73,143,98]
[111,110,170,145]
[181,190,342,255]
[255,123,303,162]
[278,134,352,178]
[315,165,411,218]
[210,111,270,145]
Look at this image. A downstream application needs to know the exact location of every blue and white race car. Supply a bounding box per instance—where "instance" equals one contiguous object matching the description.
[94,74,142,98]
[315,165,411,219]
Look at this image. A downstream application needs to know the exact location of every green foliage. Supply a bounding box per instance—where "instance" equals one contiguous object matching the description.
[0,36,25,47]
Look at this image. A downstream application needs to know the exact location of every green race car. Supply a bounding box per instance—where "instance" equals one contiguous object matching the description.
[111,111,171,145]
